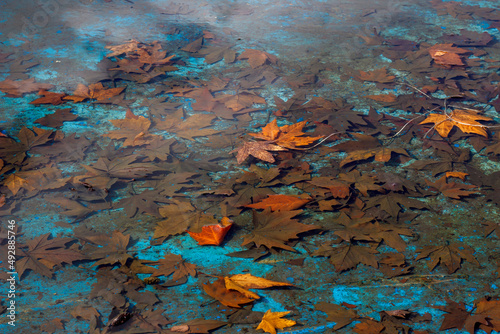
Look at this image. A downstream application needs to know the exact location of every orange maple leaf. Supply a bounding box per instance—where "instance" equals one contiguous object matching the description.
[244,194,311,211]
[64,83,125,102]
[187,217,233,246]
[419,109,492,137]
[248,119,323,149]
[428,43,469,66]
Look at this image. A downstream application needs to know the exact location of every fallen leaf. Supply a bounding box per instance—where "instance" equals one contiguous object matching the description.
[230,141,286,164]
[187,218,233,246]
[30,90,67,105]
[315,302,360,330]
[419,109,492,137]
[203,277,255,308]
[17,233,86,279]
[244,194,311,211]
[415,243,479,274]
[256,310,296,334]
[425,176,478,199]
[241,209,320,252]
[238,49,279,68]
[35,108,78,127]
[0,78,54,97]
[64,83,125,102]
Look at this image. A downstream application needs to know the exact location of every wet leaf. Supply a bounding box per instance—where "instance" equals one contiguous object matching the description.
[415,243,479,274]
[256,309,296,334]
[315,302,360,330]
[241,209,320,252]
[419,109,493,138]
[244,194,311,211]
[187,218,233,246]
[425,176,478,199]
[0,78,54,97]
[30,90,67,105]
[17,233,85,279]
[64,83,125,102]
[35,108,78,127]
[313,243,378,272]
[238,49,279,68]
[203,277,255,308]
[340,147,409,167]
[151,254,196,282]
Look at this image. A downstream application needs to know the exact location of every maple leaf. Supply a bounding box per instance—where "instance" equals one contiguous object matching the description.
[154,201,218,240]
[29,89,67,105]
[84,231,133,267]
[244,194,311,211]
[203,277,256,308]
[241,209,320,252]
[356,67,395,83]
[365,193,427,217]
[249,119,323,150]
[216,91,266,112]
[313,243,379,272]
[224,274,294,300]
[315,302,360,330]
[434,299,486,334]
[187,217,233,246]
[64,83,125,102]
[339,147,409,167]
[425,176,478,199]
[17,233,86,279]
[105,39,142,58]
[198,45,237,64]
[80,155,163,189]
[48,198,95,218]
[155,108,220,140]
[0,78,54,97]
[104,111,158,147]
[230,140,286,164]
[116,188,170,218]
[415,243,479,274]
[428,43,470,66]
[256,310,296,334]
[35,108,78,127]
[238,49,279,68]
[335,220,414,252]
[0,127,52,164]
[419,109,493,138]
[151,254,196,282]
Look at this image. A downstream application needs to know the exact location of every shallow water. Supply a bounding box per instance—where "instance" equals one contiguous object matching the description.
[1,0,500,333]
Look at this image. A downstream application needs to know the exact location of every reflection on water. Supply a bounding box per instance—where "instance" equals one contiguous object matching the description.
[1,0,500,333]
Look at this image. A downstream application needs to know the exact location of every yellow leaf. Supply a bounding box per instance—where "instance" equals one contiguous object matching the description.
[256,309,296,334]
[420,109,492,138]
[224,274,294,300]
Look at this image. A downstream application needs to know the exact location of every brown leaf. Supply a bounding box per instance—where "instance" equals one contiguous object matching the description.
[0,78,54,97]
[315,302,360,330]
[244,194,311,211]
[64,83,125,102]
[202,278,255,308]
[30,90,67,105]
[415,243,479,274]
[241,209,320,252]
[35,108,78,127]
[17,233,86,279]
